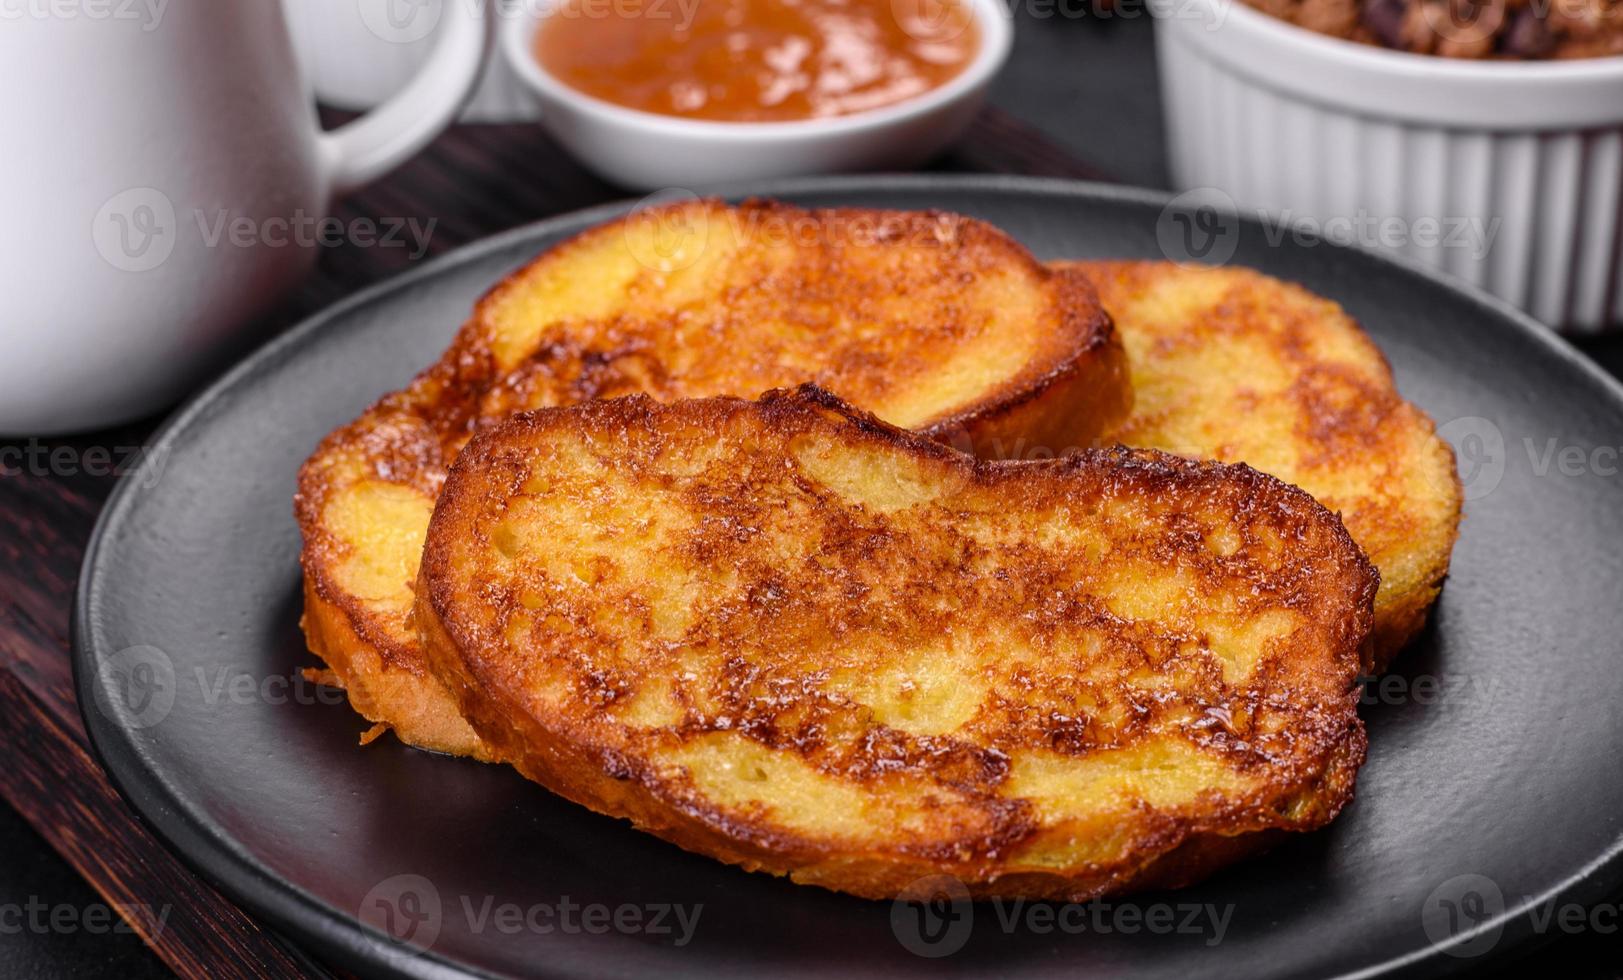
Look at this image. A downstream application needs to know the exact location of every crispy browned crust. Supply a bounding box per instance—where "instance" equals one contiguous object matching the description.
[417,385,1375,900]
[294,201,1130,756]
[300,577,492,760]
[1059,260,1463,669]
[922,267,1131,459]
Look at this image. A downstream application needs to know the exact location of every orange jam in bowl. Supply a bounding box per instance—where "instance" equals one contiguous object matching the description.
[533,0,983,123]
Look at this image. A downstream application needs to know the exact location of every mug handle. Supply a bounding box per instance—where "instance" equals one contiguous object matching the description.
[319,0,491,198]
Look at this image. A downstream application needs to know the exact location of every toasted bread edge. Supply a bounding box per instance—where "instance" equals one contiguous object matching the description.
[1058,259,1462,669]
[415,385,1376,901]
[294,205,1136,758]
[921,266,1132,459]
[300,569,495,760]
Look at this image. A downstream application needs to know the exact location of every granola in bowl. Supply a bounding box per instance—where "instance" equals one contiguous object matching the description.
[1245,0,1623,58]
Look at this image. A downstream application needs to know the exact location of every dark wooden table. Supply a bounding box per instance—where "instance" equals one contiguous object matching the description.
[3,11,1621,977]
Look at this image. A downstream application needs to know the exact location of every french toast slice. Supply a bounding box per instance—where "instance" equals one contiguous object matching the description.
[415,385,1377,900]
[1058,261,1462,668]
[296,201,1130,759]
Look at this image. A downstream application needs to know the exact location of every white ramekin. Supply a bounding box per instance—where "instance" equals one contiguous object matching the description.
[499,0,1013,190]
[283,0,537,122]
[1152,0,1623,334]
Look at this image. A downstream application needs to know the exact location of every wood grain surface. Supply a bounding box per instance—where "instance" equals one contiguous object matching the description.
[0,109,1108,978]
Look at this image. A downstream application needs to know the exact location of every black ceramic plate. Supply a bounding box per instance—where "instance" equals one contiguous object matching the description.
[76,176,1623,979]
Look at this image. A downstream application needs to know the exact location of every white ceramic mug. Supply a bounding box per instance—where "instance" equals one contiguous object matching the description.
[0,0,488,435]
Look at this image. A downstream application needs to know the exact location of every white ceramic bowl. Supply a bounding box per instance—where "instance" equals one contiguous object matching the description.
[499,0,1013,190]
[1153,0,1623,333]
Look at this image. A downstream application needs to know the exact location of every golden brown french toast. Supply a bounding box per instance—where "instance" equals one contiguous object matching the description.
[296,201,1130,759]
[416,386,1376,900]
[1058,261,1461,668]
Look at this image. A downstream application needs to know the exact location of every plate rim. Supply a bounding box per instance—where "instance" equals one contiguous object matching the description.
[72,172,1623,980]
